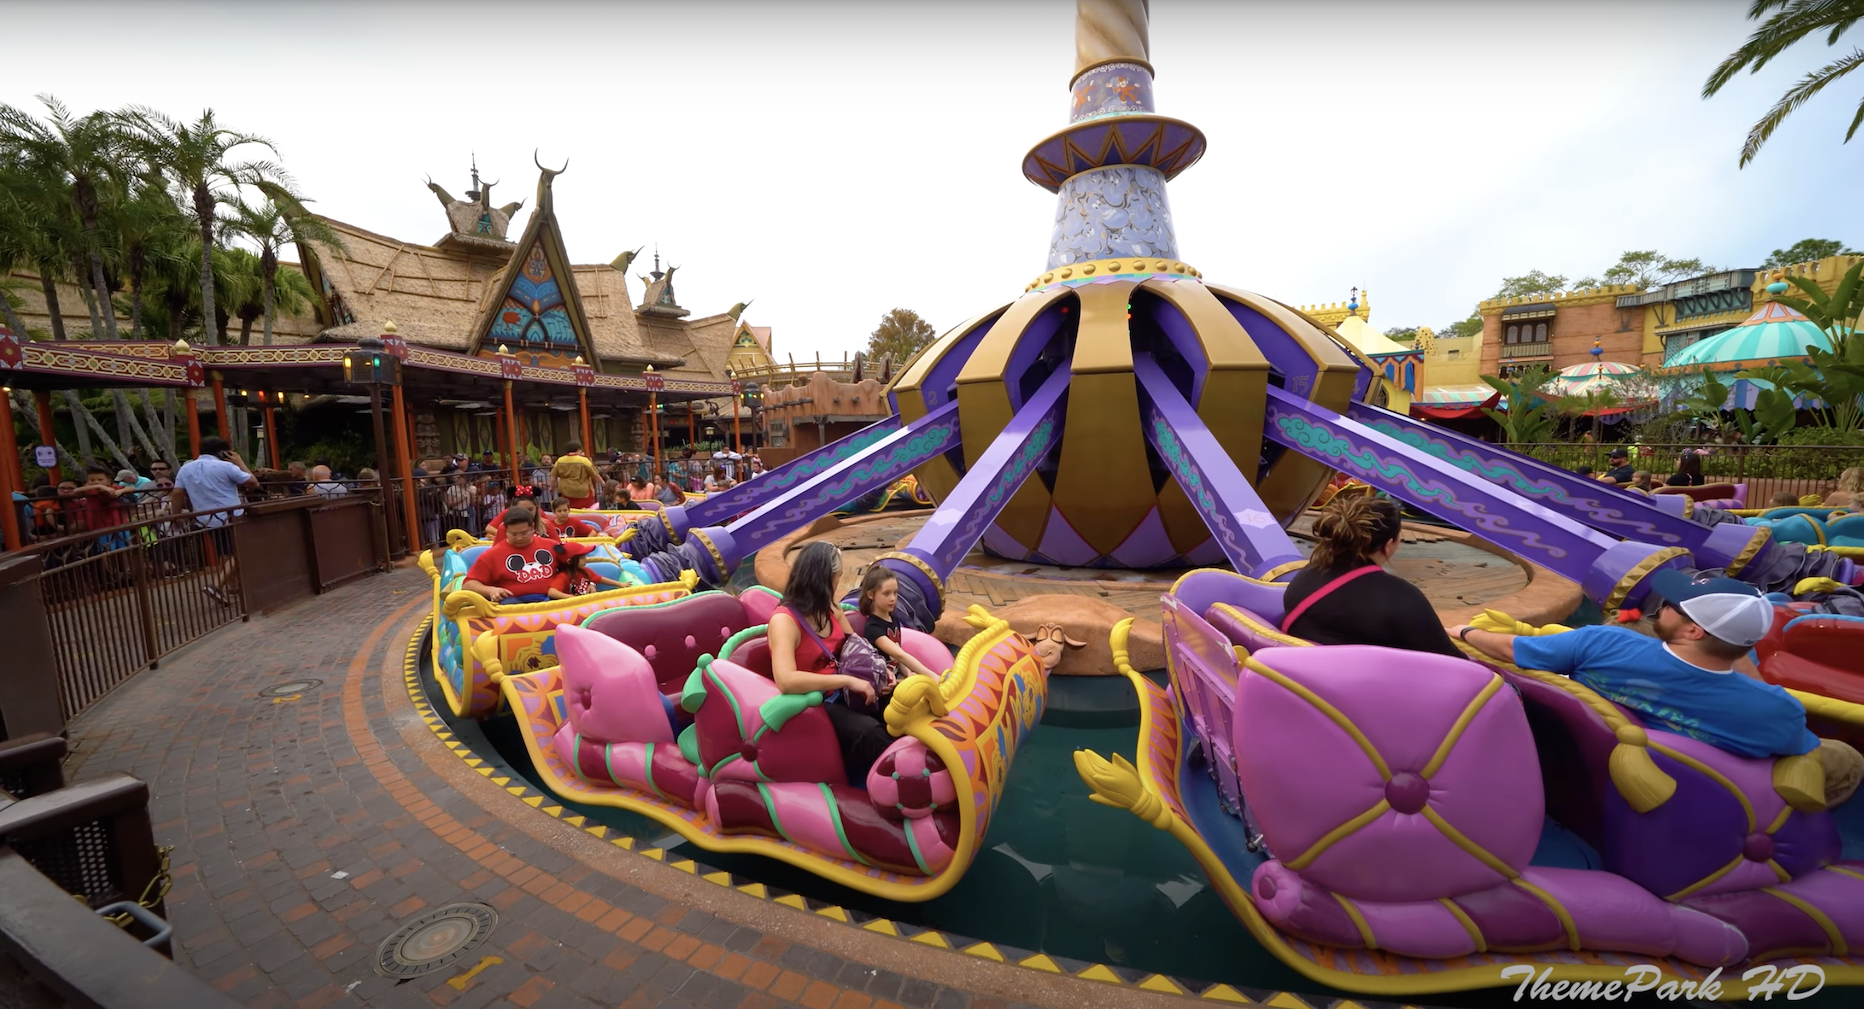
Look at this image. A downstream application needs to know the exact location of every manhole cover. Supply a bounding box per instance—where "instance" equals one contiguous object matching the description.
[376,903,496,978]
[259,679,322,698]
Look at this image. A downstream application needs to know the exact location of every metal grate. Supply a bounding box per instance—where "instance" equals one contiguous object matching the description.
[9,819,121,910]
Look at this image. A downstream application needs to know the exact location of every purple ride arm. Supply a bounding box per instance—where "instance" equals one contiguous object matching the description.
[1346,403,1771,573]
[1131,353,1304,578]
[677,415,903,529]
[893,364,1072,583]
[644,402,963,586]
[1261,387,1688,610]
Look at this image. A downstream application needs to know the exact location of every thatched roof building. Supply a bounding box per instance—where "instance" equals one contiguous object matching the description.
[298,164,744,387]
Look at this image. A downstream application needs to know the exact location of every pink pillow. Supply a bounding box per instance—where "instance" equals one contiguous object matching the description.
[691,658,845,785]
[1235,645,1542,902]
[555,624,674,745]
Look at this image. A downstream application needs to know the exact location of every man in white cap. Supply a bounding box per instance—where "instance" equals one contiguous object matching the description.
[1452,572,1857,800]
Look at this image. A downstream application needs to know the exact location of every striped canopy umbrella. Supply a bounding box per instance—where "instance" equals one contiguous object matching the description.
[1549,360,1656,398]
[1548,360,1657,417]
[1660,297,1837,409]
[1410,384,1499,419]
[1663,301,1835,374]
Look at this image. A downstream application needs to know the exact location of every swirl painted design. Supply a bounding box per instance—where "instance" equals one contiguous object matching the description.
[1363,419,1684,545]
[1269,414,1572,564]
[938,418,1059,573]
[756,423,962,537]
[760,420,900,493]
[1144,408,1259,568]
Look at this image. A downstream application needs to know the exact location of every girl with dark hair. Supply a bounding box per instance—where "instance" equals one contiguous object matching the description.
[768,542,893,779]
[857,567,938,682]
[1281,495,1463,657]
[1665,451,1706,488]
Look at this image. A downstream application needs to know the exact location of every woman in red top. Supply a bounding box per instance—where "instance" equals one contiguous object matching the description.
[767,542,891,780]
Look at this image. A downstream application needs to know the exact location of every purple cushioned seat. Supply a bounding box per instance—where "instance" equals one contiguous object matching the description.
[1502,668,1841,904]
[1203,603,1310,656]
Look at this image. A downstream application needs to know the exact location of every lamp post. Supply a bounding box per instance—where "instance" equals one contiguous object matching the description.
[258,390,281,469]
[574,355,594,452]
[727,368,743,454]
[225,387,251,462]
[644,365,662,478]
[344,334,402,564]
[741,381,762,451]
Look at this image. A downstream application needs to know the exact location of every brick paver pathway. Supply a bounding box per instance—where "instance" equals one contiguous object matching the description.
[59,568,1209,1009]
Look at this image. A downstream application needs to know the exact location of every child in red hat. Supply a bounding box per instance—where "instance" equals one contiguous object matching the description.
[546,541,625,598]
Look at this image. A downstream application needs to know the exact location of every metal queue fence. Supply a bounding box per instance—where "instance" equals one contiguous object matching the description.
[4,494,385,726]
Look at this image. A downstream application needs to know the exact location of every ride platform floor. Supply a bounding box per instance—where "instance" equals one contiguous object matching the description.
[56,567,1431,1009]
[774,513,1552,627]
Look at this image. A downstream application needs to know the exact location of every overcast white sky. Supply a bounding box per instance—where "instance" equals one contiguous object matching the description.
[8,0,1861,356]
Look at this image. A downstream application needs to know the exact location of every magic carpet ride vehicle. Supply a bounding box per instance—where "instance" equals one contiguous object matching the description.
[420,529,697,718]
[500,601,1048,901]
[1075,567,1864,1000]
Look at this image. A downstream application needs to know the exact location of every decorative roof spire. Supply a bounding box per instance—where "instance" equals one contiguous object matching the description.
[650,247,665,281]
[1026,0,1206,271]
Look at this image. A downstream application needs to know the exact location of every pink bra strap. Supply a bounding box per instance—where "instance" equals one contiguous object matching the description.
[1281,565,1381,633]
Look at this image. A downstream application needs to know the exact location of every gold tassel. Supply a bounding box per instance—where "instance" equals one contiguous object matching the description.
[1607,724,1677,813]
[1772,753,1827,813]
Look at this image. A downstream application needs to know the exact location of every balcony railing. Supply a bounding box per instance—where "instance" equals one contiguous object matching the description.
[1500,341,1553,359]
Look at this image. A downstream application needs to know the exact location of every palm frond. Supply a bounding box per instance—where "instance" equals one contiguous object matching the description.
[1739,46,1864,164]
[1705,0,1864,94]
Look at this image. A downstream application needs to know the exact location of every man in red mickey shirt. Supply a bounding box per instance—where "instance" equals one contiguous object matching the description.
[461,508,562,602]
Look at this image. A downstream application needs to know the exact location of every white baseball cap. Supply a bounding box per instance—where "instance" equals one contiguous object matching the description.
[1650,571,1774,648]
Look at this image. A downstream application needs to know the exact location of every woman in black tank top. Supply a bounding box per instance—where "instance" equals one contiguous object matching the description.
[1281,495,1464,658]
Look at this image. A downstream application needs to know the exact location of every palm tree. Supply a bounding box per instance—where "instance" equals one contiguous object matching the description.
[1703,0,1864,166]
[110,171,191,341]
[0,166,39,337]
[0,96,132,338]
[224,195,342,345]
[116,107,293,346]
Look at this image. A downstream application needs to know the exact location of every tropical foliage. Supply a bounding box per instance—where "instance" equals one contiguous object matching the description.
[866,307,937,364]
[1763,236,1859,267]
[1,95,337,473]
[1740,259,1864,432]
[1480,365,1571,445]
[1704,0,1864,166]
[1599,250,1717,290]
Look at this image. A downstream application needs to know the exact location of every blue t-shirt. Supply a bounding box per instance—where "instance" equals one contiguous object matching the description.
[174,456,251,527]
[1513,625,1817,759]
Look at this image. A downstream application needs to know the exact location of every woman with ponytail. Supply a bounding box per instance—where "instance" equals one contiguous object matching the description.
[1280,494,1463,657]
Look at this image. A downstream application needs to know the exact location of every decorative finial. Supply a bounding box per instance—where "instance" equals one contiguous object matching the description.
[643,364,655,373]
[1590,337,1603,358]
[1766,268,1790,295]
[172,338,191,354]
[498,344,510,356]
[1348,286,1359,313]
[383,321,398,334]
[574,354,586,365]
